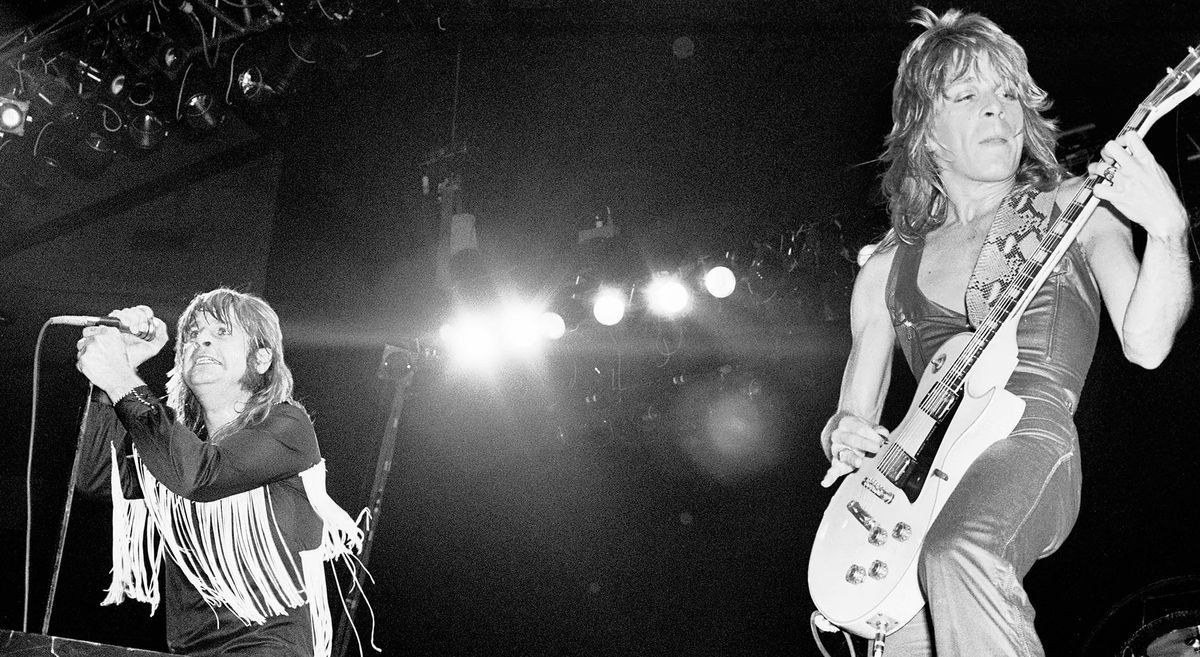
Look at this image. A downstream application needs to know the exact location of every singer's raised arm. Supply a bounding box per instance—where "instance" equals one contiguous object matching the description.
[110,385,320,503]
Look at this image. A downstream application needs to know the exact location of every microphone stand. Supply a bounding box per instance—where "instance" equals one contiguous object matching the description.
[333,341,423,657]
[41,387,95,634]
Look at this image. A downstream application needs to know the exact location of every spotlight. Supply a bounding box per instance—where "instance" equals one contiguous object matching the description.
[127,109,166,150]
[175,66,226,134]
[124,80,167,150]
[0,96,28,136]
[103,71,129,102]
[703,265,737,299]
[182,90,224,132]
[231,40,297,105]
[115,28,186,79]
[645,274,691,317]
[541,311,567,340]
[56,51,124,99]
[235,64,286,103]
[593,287,626,326]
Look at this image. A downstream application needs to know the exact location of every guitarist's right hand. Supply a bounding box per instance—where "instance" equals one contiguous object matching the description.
[820,412,889,488]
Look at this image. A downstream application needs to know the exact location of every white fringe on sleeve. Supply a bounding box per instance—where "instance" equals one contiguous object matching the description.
[103,443,163,613]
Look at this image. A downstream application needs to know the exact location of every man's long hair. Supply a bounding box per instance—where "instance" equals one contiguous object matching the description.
[166,287,301,439]
[879,6,1066,245]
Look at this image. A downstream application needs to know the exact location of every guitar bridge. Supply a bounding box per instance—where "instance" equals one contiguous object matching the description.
[860,477,895,504]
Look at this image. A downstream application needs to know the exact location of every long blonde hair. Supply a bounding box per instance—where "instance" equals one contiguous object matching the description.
[166,287,302,439]
[879,6,1066,246]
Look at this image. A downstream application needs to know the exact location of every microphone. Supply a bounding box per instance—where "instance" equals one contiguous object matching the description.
[49,315,155,339]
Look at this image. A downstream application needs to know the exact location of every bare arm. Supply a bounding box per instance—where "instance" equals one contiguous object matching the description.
[1082,132,1193,369]
[819,246,897,487]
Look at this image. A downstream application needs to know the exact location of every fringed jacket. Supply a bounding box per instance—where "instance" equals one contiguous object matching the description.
[78,388,365,657]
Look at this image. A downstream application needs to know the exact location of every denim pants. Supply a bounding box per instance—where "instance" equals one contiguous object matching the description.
[875,388,1082,657]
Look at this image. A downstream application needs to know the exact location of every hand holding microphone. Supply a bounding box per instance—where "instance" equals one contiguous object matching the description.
[73,306,169,396]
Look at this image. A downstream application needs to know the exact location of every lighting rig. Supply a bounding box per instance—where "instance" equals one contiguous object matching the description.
[422,207,864,468]
[0,0,407,184]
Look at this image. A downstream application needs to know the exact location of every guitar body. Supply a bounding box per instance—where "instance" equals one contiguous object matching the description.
[807,331,1026,638]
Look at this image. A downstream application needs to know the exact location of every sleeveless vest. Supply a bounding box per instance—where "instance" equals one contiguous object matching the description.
[885,186,1103,407]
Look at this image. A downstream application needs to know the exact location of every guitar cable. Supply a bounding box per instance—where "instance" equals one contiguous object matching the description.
[810,610,858,657]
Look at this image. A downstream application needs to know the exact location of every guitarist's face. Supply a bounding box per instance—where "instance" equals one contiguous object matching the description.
[926,54,1025,188]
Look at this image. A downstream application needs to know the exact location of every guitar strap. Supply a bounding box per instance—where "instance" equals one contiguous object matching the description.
[965,186,1060,328]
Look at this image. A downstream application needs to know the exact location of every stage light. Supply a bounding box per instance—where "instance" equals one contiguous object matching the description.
[645,274,690,317]
[105,72,128,101]
[124,80,166,150]
[127,109,166,150]
[593,288,626,326]
[703,265,737,298]
[0,97,27,136]
[182,90,224,132]
[542,311,566,340]
[236,65,277,103]
[115,27,186,79]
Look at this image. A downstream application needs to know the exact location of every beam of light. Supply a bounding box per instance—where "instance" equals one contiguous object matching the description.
[592,287,626,326]
[499,302,546,356]
[439,314,500,369]
[702,265,736,298]
[645,274,690,317]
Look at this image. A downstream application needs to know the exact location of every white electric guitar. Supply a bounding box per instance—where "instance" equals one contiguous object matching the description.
[808,43,1200,642]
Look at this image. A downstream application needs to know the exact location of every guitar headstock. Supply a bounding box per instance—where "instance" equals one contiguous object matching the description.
[1140,45,1200,133]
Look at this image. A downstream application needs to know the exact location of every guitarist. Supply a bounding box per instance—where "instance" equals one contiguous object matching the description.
[818,7,1192,656]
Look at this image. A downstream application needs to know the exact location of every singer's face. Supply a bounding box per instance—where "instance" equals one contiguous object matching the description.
[180,312,253,393]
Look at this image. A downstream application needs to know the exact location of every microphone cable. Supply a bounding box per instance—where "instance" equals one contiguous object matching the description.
[24,318,53,631]
[25,318,93,634]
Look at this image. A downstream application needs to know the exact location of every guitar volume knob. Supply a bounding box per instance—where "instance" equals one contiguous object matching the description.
[845,564,867,584]
[892,522,912,542]
[869,560,889,580]
[868,526,888,546]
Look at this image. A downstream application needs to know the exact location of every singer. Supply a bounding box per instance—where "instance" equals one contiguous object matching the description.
[73,288,365,657]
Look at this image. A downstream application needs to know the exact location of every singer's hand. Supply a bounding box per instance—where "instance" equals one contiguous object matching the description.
[76,326,143,397]
[107,305,169,368]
